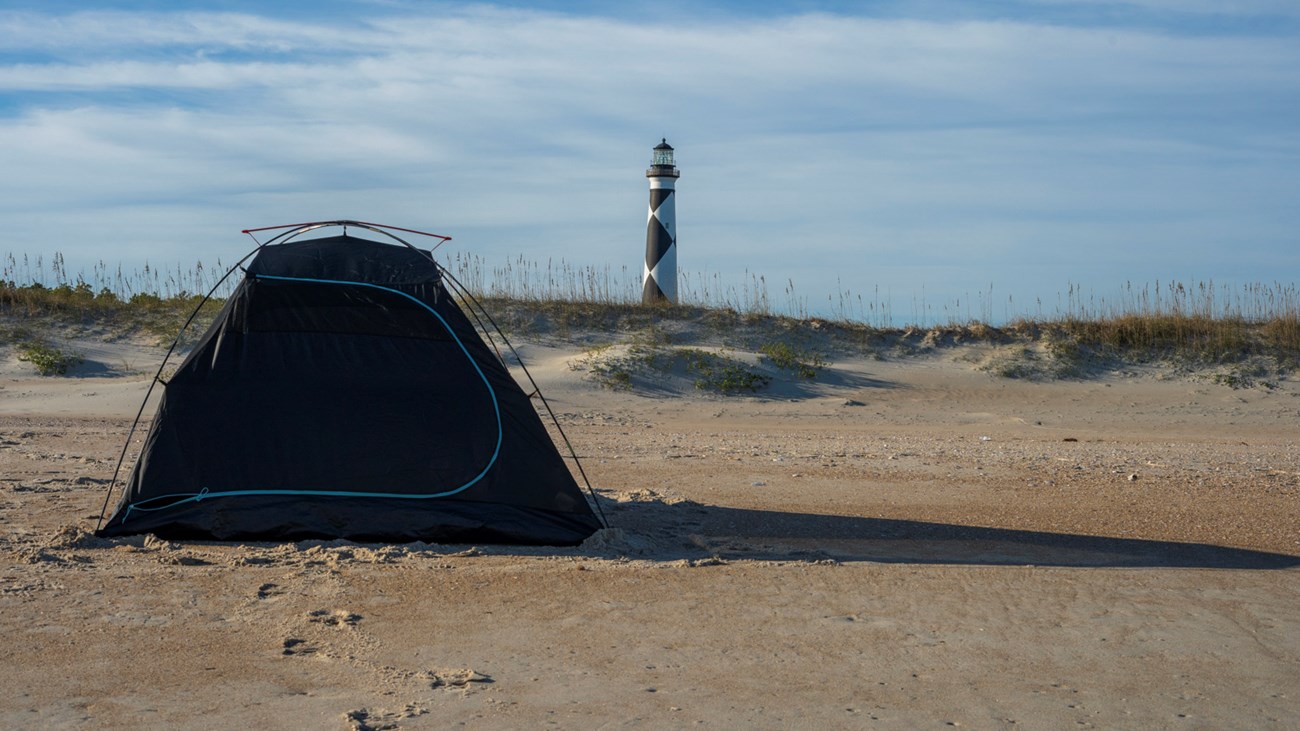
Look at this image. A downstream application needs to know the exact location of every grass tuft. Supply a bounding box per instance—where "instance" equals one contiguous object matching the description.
[678,349,771,393]
[758,341,826,379]
[16,339,82,376]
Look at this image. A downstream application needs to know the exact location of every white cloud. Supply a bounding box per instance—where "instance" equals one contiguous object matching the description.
[0,10,373,54]
[1,4,1297,320]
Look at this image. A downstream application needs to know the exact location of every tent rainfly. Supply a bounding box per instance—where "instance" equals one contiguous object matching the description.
[97,222,604,545]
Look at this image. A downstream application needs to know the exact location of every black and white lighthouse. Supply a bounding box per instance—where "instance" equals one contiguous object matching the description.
[643,138,680,304]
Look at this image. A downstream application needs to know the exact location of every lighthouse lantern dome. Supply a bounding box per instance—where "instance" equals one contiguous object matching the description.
[652,138,674,167]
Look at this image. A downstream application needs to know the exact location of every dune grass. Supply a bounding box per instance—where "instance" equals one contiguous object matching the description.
[2,251,1297,384]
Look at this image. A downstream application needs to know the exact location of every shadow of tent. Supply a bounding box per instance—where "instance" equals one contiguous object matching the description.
[601,500,1300,569]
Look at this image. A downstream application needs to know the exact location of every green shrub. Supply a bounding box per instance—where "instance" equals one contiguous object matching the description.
[679,349,770,393]
[758,340,826,379]
[17,340,82,376]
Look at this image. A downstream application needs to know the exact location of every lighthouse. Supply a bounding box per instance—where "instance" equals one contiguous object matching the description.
[643,138,680,304]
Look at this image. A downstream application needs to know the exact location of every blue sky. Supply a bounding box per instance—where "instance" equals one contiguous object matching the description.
[2,1,1297,324]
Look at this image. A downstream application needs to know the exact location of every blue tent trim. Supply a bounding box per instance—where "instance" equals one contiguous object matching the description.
[115,273,505,524]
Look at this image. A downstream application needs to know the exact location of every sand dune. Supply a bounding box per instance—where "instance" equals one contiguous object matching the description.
[2,329,1297,729]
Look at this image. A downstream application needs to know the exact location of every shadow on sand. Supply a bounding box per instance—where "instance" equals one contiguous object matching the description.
[597,499,1300,570]
[606,357,900,400]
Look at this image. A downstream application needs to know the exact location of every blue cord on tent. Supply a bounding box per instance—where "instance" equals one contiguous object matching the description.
[114,274,504,523]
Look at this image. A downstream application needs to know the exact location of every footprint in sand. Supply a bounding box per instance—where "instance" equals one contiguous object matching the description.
[281,610,361,659]
[430,669,493,690]
[344,704,427,731]
[255,582,283,600]
[307,608,362,626]
[281,638,317,656]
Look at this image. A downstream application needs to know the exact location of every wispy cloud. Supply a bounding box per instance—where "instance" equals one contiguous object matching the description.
[0,10,372,54]
[1,3,1296,318]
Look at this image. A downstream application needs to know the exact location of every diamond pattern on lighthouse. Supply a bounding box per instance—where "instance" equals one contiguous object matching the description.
[644,194,675,301]
[648,190,675,241]
[643,242,676,302]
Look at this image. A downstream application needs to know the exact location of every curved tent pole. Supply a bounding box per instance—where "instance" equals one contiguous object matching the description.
[243,219,452,245]
[242,219,452,251]
[96,245,264,531]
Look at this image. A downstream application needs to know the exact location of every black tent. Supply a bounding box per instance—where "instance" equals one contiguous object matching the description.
[97,224,603,545]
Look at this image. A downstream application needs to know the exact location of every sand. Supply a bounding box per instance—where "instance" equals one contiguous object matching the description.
[1,329,1297,729]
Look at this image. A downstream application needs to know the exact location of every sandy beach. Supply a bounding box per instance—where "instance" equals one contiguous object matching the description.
[2,327,1297,729]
